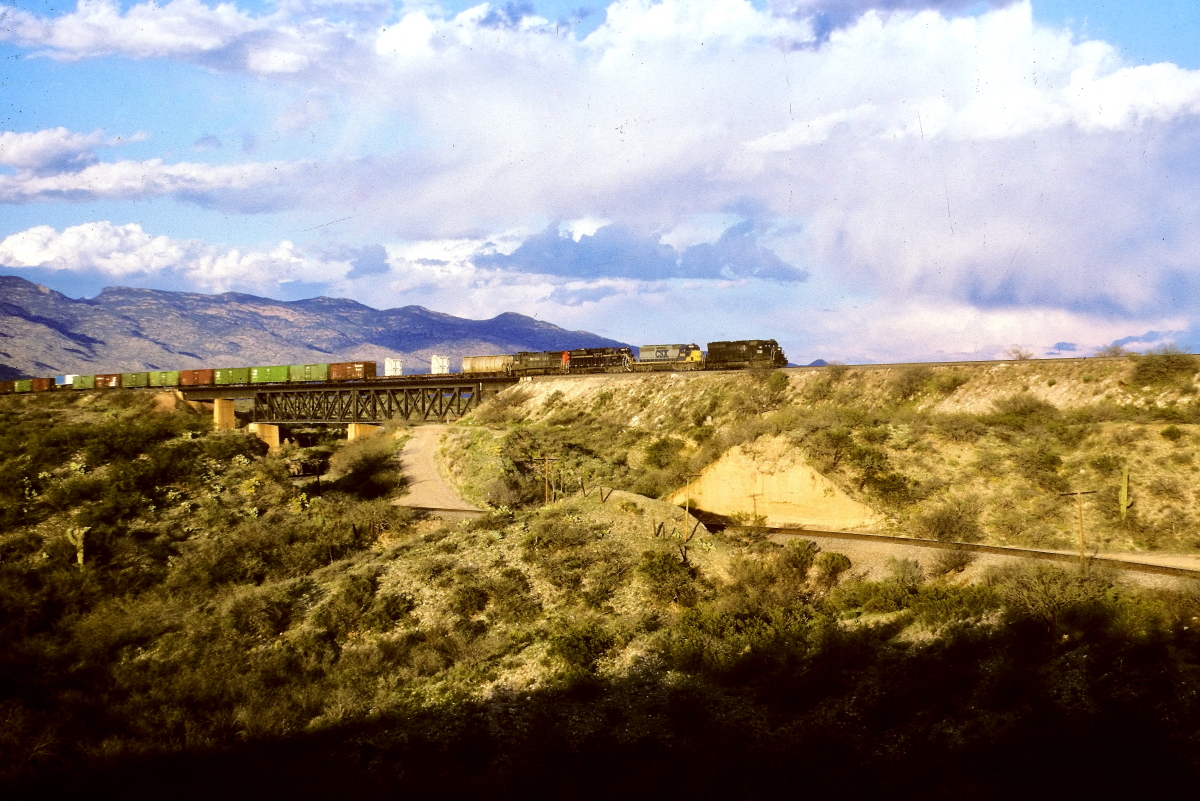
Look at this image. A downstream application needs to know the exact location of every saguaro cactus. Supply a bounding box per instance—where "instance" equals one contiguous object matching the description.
[1119,468,1133,520]
[66,526,89,568]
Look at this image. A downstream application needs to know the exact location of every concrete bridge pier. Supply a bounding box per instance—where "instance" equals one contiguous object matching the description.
[213,399,237,431]
[248,423,282,452]
[347,423,382,441]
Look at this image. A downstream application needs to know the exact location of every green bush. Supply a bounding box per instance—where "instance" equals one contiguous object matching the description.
[892,365,932,400]
[912,497,983,542]
[1161,425,1185,442]
[547,618,614,671]
[815,552,851,586]
[1131,346,1198,386]
[638,550,699,605]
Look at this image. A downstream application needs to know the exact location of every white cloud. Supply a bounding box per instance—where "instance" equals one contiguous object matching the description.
[0,155,302,206]
[0,221,346,291]
[0,127,147,172]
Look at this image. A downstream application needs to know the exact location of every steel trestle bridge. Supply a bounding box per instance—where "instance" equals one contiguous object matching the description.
[178,376,516,424]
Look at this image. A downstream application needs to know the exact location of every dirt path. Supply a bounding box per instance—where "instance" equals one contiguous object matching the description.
[396,425,479,512]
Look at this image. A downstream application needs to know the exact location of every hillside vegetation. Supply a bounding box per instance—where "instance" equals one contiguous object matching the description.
[2,382,1200,795]
[444,351,1200,555]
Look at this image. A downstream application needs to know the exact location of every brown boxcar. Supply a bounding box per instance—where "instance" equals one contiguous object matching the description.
[180,369,215,386]
[31,377,53,392]
[95,374,122,389]
[0,381,13,395]
[328,361,377,381]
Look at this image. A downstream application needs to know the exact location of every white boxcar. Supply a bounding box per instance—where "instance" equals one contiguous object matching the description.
[430,355,450,375]
[461,354,514,374]
[384,357,404,377]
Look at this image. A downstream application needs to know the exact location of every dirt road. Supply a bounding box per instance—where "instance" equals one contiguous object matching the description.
[396,425,478,512]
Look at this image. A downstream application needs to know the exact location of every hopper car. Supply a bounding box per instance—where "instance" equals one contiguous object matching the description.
[0,340,786,395]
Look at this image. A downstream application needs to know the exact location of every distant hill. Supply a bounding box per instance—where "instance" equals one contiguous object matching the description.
[0,275,629,377]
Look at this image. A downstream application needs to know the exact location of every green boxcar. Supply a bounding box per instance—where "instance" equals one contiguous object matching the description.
[251,365,290,383]
[122,372,150,388]
[14,379,32,393]
[148,371,181,387]
[288,363,330,382]
[214,367,251,385]
[73,375,96,390]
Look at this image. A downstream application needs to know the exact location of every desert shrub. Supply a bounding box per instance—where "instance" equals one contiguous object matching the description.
[449,582,490,617]
[547,618,614,671]
[989,564,1117,633]
[807,427,854,469]
[932,371,969,394]
[1088,453,1122,473]
[989,393,1060,428]
[910,583,999,628]
[933,414,987,442]
[329,434,398,498]
[643,437,684,470]
[486,566,540,621]
[473,387,532,425]
[309,573,379,639]
[1131,345,1198,386]
[912,497,983,542]
[892,365,932,401]
[885,556,924,587]
[815,552,851,587]
[1161,425,1185,442]
[1011,444,1068,491]
[523,510,603,553]
[931,547,976,576]
[202,431,269,461]
[638,550,699,606]
[765,371,790,395]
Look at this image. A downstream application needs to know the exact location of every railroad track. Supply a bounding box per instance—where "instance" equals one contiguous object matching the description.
[752,526,1200,580]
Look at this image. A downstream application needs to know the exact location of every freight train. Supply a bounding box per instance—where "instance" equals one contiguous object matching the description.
[0,340,787,394]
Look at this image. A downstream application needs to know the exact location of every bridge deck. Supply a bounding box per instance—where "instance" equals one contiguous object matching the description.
[179,376,518,423]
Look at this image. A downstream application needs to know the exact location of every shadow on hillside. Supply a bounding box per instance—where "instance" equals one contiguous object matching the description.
[10,622,1199,800]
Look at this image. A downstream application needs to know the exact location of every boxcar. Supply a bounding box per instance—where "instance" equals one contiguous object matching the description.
[31,377,53,392]
[55,374,78,388]
[14,379,32,393]
[148,371,181,387]
[122,372,150,388]
[329,361,376,381]
[214,367,251,385]
[73,375,96,390]
[462,354,514,374]
[180,369,215,386]
[705,340,788,370]
[251,365,290,384]
[0,381,13,395]
[95,374,122,389]
[289,363,329,382]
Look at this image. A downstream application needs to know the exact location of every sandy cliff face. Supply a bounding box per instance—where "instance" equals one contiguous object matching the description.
[667,435,882,530]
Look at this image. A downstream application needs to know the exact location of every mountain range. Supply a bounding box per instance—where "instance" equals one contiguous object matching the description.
[0,275,628,379]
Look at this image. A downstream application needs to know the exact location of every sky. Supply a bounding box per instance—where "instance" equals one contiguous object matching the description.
[1,0,1200,364]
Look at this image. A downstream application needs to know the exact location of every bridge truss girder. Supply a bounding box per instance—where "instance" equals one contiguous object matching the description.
[252,382,506,424]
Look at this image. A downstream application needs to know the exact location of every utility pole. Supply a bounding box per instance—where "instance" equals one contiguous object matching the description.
[1060,490,1097,568]
[532,455,557,505]
[680,473,703,530]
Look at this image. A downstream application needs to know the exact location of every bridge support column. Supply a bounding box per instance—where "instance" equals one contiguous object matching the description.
[248,423,281,452]
[347,423,382,441]
[213,399,236,430]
